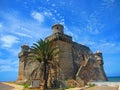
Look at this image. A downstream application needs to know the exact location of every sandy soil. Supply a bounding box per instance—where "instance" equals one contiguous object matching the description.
[84,86,118,90]
[0,82,119,90]
[66,85,119,90]
[0,82,24,90]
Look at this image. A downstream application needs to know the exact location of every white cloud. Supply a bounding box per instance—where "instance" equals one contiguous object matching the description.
[64,26,78,41]
[0,52,2,56]
[86,23,100,34]
[0,65,16,72]
[84,12,104,34]
[79,39,96,46]
[52,4,56,7]
[101,0,116,9]
[14,32,32,38]
[77,37,120,54]
[96,42,120,54]
[90,40,120,54]
[0,11,52,45]
[31,11,44,22]
[0,23,2,28]
[0,59,18,72]
[43,11,52,17]
[1,35,19,48]
[0,23,3,32]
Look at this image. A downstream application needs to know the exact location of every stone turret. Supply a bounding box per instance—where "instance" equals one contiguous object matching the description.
[93,50,107,81]
[52,24,64,34]
[17,44,30,83]
[94,50,103,65]
[46,24,72,43]
[21,44,29,52]
[18,44,30,59]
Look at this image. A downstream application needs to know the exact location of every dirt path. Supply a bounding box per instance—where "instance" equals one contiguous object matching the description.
[0,82,23,90]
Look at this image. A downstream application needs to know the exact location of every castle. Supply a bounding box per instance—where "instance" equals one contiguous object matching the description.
[17,24,107,87]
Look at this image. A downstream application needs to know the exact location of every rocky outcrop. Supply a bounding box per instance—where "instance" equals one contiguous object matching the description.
[17,24,107,87]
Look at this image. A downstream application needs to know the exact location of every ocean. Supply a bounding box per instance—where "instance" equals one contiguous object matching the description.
[108,76,120,82]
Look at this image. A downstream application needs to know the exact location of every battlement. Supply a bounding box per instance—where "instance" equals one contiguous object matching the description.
[94,50,103,65]
[46,24,72,43]
[18,44,30,58]
[46,32,72,43]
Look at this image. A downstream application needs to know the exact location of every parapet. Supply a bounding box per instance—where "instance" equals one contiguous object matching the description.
[21,44,30,52]
[18,44,30,58]
[94,50,103,65]
[95,50,102,54]
[46,24,72,43]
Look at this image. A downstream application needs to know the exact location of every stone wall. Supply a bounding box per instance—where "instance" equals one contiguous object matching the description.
[72,42,92,76]
[17,24,107,86]
[52,40,74,80]
[71,42,107,83]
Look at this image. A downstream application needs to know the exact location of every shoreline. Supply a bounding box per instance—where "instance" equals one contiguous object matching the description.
[66,82,120,90]
[0,81,120,90]
[90,81,120,86]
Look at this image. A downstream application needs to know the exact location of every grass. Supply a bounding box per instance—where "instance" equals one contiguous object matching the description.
[65,85,74,89]
[21,84,30,88]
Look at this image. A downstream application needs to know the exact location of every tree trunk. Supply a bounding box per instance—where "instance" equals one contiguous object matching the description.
[43,62,48,89]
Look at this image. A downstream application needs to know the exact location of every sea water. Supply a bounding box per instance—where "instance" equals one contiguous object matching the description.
[108,76,120,82]
[91,76,120,86]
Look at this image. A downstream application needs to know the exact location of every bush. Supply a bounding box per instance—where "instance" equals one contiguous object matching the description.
[21,84,30,88]
[65,85,74,89]
[87,82,95,87]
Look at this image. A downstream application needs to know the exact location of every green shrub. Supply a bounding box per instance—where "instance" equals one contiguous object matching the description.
[65,85,74,89]
[21,84,30,88]
[87,82,95,87]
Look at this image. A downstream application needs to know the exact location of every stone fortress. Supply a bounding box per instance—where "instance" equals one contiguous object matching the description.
[17,24,107,86]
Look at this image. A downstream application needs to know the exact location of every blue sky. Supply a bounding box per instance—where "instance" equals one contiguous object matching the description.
[0,0,120,81]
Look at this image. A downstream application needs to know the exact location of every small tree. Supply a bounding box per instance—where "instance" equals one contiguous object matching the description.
[31,39,58,89]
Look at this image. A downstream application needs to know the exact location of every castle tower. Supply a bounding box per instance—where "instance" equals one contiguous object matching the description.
[46,24,74,80]
[94,51,103,65]
[94,51,107,81]
[17,44,30,83]
[21,44,30,52]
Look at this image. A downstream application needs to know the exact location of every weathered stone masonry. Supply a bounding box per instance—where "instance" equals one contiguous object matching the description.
[17,24,107,85]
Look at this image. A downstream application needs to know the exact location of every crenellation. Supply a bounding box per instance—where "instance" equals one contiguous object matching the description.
[94,51,104,65]
[46,33,72,43]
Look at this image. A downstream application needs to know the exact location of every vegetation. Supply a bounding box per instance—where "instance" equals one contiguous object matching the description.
[87,82,95,87]
[21,84,30,89]
[31,39,58,89]
[65,85,74,89]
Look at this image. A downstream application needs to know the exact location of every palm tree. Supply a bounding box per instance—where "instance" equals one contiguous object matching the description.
[31,39,58,89]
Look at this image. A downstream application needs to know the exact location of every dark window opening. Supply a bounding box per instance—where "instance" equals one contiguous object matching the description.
[56,27,59,29]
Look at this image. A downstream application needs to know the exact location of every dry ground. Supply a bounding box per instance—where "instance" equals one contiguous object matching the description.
[0,82,119,90]
[83,86,118,90]
[66,86,119,90]
[0,82,23,90]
